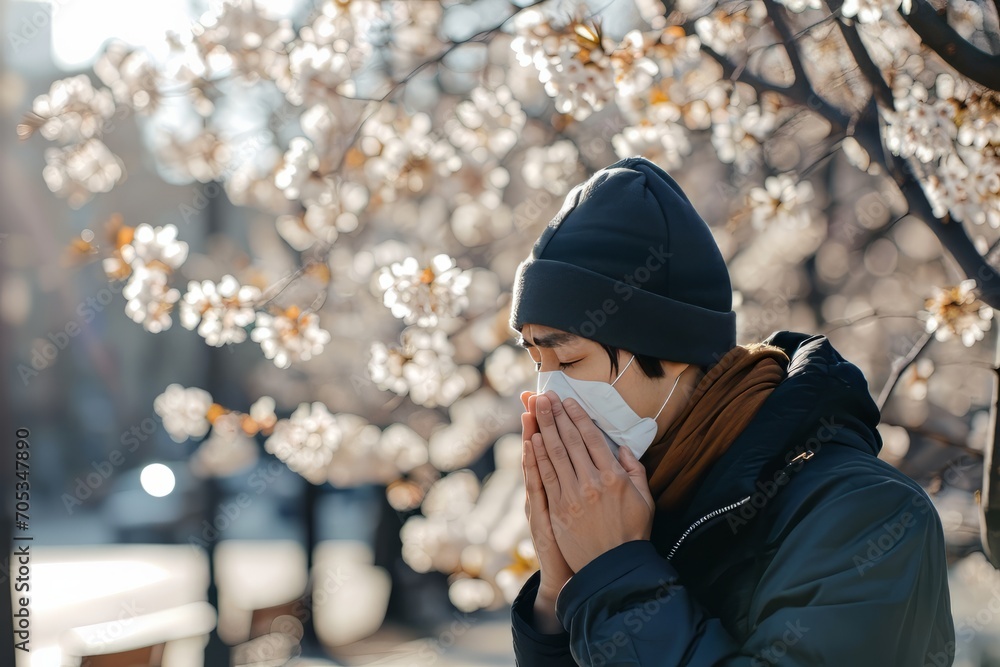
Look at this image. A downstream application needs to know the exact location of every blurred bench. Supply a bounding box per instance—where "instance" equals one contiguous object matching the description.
[67,602,216,666]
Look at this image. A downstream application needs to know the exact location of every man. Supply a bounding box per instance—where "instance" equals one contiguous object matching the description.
[507,156,956,665]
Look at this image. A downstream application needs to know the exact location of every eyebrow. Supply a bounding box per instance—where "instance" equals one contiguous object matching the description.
[516,332,579,349]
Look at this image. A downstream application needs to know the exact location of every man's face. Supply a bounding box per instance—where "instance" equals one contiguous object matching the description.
[516,323,669,424]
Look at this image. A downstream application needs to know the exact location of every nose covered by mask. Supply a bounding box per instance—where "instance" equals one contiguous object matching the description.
[535,354,687,462]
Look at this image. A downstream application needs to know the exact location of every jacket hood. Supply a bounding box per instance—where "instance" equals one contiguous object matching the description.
[652,330,884,550]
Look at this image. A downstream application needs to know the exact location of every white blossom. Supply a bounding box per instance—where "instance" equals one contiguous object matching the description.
[94,40,161,113]
[426,390,513,471]
[633,0,668,27]
[511,15,616,121]
[903,358,935,401]
[368,328,466,408]
[153,384,214,442]
[521,140,582,196]
[399,470,483,573]
[120,223,189,271]
[274,136,321,202]
[265,401,342,483]
[612,122,691,171]
[422,470,481,521]
[446,85,526,161]
[923,279,994,347]
[274,136,369,250]
[42,139,123,207]
[188,0,294,81]
[356,105,462,201]
[484,345,537,397]
[282,40,353,107]
[922,148,1000,228]
[154,131,232,183]
[884,73,1000,227]
[180,275,261,346]
[710,90,777,173]
[299,99,366,157]
[30,74,115,144]
[449,578,496,613]
[324,413,392,487]
[841,0,911,23]
[400,515,463,574]
[884,82,956,164]
[747,175,815,230]
[614,29,703,107]
[949,0,985,40]
[190,412,259,477]
[376,254,471,327]
[251,306,331,369]
[450,196,514,248]
[774,0,821,11]
[122,260,181,333]
[249,395,278,431]
[378,423,429,473]
[695,3,767,59]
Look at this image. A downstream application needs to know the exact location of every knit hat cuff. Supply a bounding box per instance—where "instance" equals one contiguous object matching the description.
[509,258,737,367]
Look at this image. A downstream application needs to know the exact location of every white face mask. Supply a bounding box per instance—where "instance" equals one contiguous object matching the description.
[536,354,687,462]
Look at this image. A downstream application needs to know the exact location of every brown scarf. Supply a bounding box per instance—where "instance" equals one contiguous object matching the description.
[640,342,791,514]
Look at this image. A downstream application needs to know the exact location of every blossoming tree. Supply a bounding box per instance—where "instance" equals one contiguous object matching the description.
[17,0,1000,627]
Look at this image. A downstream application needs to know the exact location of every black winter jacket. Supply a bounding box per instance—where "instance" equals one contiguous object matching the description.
[511,330,956,666]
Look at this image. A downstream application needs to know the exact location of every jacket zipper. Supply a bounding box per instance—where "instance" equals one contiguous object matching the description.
[663,449,816,562]
[665,495,752,562]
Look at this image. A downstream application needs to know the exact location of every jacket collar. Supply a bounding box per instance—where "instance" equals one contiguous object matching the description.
[651,330,883,552]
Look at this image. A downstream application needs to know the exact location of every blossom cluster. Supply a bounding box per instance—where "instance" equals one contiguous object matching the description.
[884,73,1000,228]
[153,384,432,486]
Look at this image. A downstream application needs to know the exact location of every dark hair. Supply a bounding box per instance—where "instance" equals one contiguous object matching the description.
[599,343,709,381]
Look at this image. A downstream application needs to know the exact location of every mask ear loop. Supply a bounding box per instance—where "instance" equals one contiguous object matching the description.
[611,354,637,385]
[653,367,687,420]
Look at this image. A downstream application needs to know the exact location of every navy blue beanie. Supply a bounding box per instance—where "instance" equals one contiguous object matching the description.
[509,155,737,367]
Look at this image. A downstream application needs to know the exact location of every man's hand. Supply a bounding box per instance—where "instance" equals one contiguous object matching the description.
[531,390,655,573]
[521,390,575,606]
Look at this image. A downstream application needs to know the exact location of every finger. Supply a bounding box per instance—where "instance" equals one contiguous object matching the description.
[534,393,579,483]
[524,443,558,555]
[523,439,548,514]
[523,439,530,518]
[525,439,559,544]
[530,432,562,499]
[561,396,624,475]
[522,409,538,441]
[522,440,545,550]
[520,390,535,412]
[546,392,602,479]
[618,446,654,507]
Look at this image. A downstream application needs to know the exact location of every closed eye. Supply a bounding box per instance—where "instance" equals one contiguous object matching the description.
[535,360,580,371]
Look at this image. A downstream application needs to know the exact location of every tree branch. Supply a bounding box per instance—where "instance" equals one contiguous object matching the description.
[877,330,933,410]
[696,3,1000,309]
[902,0,1000,91]
[980,327,1000,567]
[987,235,1000,264]
[822,309,922,332]
[698,42,853,131]
[764,1,811,89]
[826,0,896,109]
[889,155,1000,305]
[333,0,549,172]
[844,98,1000,308]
